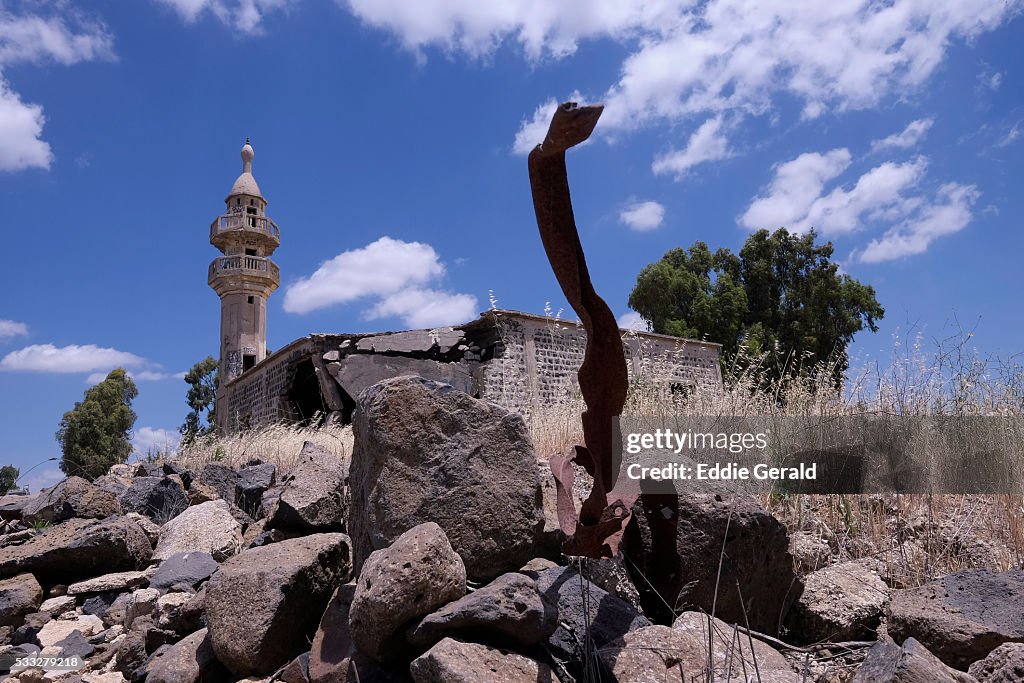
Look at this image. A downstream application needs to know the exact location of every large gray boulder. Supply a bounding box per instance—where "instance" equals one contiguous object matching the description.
[0,573,43,626]
[0,516,152,584]
[853,638,978,683]
[534,565,651,663]
[887,569,1024,669]
[119,476,189,524]
[206,533,351,677]
[153,500,243,561]
[968,643,1024,683]
[409,638,553,683]
[236,462,276,517]
[266,442,345,532]
[143,628,230,683]
[195,463,239,504]
[350,376,544,581]
[625,493,800,634]
[349,522,466,662]
[149,551,219,590]
[21,477,121,524]
[786,559,889,642]
[408,572,557,650]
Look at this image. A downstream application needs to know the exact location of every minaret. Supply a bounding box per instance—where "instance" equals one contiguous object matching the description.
[209,140,280,429]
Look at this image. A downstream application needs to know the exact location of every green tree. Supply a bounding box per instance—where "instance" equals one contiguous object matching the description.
[0,465,19,495]
[180,356,218,444]
[628,228,884,385]
[56,368,138,481]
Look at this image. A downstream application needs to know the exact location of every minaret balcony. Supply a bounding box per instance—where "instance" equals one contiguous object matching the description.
[208,255,280,292]
[210,212,280,251]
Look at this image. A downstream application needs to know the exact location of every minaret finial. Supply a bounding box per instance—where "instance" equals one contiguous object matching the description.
[241,138,254,174]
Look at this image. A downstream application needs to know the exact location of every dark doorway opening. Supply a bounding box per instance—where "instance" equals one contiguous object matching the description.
[288,359,326,425]
[243,354,256,371]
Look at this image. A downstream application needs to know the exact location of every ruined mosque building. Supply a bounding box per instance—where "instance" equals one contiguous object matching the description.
[209,142,722,432]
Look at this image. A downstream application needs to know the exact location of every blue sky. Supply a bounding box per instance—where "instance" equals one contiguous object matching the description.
[1,0,1022,490]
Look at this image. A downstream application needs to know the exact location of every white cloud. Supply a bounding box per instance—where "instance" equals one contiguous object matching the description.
[997,122,1021,148]
[619,200,665,232]
[0,344,146,373]
[617,311,648,331]
[156,0,291,34]
[284,236,477,326]
[367,288,478,328]
[0,8,115,173]
[0,13,114,67]
[85,369,183,384]
[512,97,559,156]
[739,149,852,230]
[0,319,28,339]
[284,237,446,314]
[0,77,51,171]
[871,118,934,152]
[652,116,731,177]
[342,2,1021,172]
[132,427,182,458]
[858,183,980,262]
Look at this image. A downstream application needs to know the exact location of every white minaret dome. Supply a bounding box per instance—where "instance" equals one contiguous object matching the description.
[228,138,263,199]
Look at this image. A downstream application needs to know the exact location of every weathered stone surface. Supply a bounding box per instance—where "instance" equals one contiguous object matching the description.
[155,591,192,630]
[534,565,651,663]
[350,376,543,581]
[119,477,189,523]
[36,614,103,648]
[349,522,466,662]
[67,568,153,595]
[206,533,351,677]
[124,511,161,547]
[625,494,800,634]
[0,493,39,521]
[968,643,1024,683]
[672,612,800,682]
[786,559,888,643]
[266,442,345,532]
[83,672,128,683]
[37,595,75,618]
[408,572,557,649]
[124,587,160,628]
[236,463,276,516]
[852,638,978,683]
[144,627,230,683]
[153,500,243,561]
[279,652,310,683]
[598,625,705,683]
[0,516,152,584]
[21,477,121,525]
[93,474,133,499]
[409,638,553,683]
[887,569,1024,669]
[0,573,42,626]
[789,530,833,574]
[150,551,218,590]
[196,464,239,504]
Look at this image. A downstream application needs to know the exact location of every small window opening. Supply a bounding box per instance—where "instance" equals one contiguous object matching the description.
[247,296,255,304]
[247,206,257,215]
[245,248,257,256]
[243,354,256,371]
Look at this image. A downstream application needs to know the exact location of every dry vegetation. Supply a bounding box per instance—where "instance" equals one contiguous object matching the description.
[172,319,1023,589]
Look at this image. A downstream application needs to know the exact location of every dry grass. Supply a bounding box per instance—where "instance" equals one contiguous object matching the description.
[176,419,353,472]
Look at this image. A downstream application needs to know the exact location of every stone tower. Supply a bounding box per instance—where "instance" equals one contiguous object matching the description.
[209,140,280,427]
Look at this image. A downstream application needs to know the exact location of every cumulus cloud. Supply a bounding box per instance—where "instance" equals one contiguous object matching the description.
[652,116,731,177]
[131,427,182,458]
[871,118,934,152]
[0,319,28,339]
[619,200,665,232]
[739,149,852,231]
[367,289,478,328]
[741,146,980,261]
[857,183,980,263]
[284,236,478,326]
[339,1,1019,173]
[617,311,648,331]
[155,0,291,34]
[0,344,146,373]
[0,8,115,172]
[85,369,184,384]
